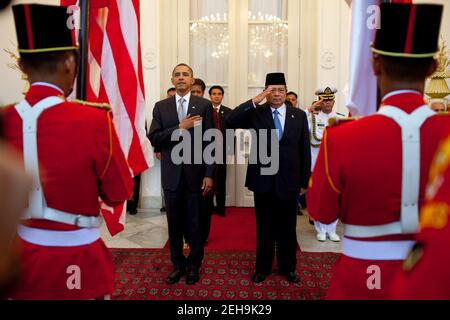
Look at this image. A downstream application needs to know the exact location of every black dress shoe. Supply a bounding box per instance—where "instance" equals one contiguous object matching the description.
[186,270,200,285]
[166,268,186,285]
[128,209,138,215]
[284,271,300,283]
[160,207,166,212]
[216,208,226,217]
[252,272,267,284]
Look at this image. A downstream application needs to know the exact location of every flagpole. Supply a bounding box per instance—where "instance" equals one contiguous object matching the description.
[76,0,89,100]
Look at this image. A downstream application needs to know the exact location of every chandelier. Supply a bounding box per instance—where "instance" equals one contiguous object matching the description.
[248,11,288,59]
[190,11,288,60]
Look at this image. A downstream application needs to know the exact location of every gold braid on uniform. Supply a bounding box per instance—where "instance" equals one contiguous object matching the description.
[310,114,322,148]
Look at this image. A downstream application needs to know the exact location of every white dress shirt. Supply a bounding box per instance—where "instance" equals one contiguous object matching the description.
[176,92,191,117]
[270,104,287,132]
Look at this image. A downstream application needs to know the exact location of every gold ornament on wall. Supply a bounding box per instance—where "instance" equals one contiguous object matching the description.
[426,38,450,100]
[4,48,29,95]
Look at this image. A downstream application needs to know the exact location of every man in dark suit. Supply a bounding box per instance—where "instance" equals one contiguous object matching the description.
[227,73,311,284]
[200,86,233,245]
[208,85,232,217]
[148,63,214,285]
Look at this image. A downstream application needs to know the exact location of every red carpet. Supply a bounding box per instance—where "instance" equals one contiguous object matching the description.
[164,207,300,251]
[206,208,256,251]
[111,249,340,300]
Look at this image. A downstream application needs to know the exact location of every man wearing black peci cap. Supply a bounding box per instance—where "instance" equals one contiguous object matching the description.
[308,3,450,299]
[227,73,311,284]
[3,4,133,299]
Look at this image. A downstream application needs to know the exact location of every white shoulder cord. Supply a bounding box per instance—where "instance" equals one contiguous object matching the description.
[344,105,435,238]
[15,97,65,219]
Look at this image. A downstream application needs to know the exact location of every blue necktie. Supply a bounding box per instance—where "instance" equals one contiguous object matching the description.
[273,109,283,141]
[178,98,186,123]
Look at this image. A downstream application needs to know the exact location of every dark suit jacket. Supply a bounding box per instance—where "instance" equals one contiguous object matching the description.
[226,100,311,196]
[149,95,215,192]
[217,105,232,133]
[212,105,233,159]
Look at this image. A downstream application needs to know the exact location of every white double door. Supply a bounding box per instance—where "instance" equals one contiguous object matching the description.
[225,129,255,208]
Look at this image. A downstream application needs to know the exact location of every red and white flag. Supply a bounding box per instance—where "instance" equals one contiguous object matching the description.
[61,0,154,236]
[346,0,412,116]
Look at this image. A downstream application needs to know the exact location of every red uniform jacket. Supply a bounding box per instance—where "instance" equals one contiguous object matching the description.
[392,132,450,300]
[307,91,450,299]
[2,84,134,299]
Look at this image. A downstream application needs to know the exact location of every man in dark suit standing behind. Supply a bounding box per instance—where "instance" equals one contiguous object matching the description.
[200,86,233,245]
[149,64,214,285]
[227,73,311,284]
[208,85,232,217]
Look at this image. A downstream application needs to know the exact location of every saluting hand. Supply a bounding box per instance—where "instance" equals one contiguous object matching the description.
[179,115,203,130]
[308,99,322,115]
[252,87,273,105]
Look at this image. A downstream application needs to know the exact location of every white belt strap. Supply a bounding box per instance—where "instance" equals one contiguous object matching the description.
[18,225,100,247]
[343,238,416,261]
[15,97,100,228]
[345,105,435,238]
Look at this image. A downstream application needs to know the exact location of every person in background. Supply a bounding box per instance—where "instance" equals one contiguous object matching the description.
[191,78,206,98]
[167,87,176,98]
[3,4,133,299]
[200,85,233,245]
[208,85,232,217]
[307,87,345,243]
[429,98,448,113]
[286,91,299,108]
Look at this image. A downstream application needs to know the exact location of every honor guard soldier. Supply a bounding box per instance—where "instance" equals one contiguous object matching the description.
[308,87,345,242]
[307,3,450,299]
[3,4,133,299]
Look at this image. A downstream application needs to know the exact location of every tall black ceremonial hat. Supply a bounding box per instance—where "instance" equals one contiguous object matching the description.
[13,4,78,55]
[372,3,443,58]
[265,73,287,86]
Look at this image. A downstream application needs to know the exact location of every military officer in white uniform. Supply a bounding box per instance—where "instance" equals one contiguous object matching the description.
[307,87,345,242]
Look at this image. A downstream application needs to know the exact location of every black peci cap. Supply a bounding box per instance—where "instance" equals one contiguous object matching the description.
[372,3,443,58]
[265,73,286,86]
[13,4,78,55]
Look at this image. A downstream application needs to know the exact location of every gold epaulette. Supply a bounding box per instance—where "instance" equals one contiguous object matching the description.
[328,117,357,127]
[72,99,112,111]
[437,111,449,115]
